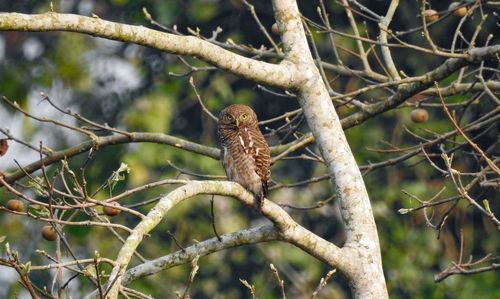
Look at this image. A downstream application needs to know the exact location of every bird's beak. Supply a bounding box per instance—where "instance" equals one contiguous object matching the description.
[236,118,239,127]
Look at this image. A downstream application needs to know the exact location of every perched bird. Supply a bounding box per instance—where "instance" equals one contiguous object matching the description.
[217,104,271,207]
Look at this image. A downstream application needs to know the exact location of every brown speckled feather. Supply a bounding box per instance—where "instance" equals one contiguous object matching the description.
[217,104,271,205]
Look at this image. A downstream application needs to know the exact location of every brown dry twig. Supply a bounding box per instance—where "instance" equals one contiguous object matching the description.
[435,230,500,282]
[435,82,500,175]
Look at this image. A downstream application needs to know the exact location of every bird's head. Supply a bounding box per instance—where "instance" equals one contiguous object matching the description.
[218,104,258,129]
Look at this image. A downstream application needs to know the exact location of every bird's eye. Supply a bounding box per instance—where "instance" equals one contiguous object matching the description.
[226,115,234,121]
[240,114,248,120]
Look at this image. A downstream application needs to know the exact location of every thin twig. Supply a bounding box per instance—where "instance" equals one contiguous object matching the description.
[167,230,186,253]
[311,269,336,298]
[270,264,287,299]
[180,256,200,299]
[436,82,500,174]
[189,76,218,122]
[210,195,222,241]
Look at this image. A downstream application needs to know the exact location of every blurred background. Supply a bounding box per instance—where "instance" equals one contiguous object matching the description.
[0,0,498,298]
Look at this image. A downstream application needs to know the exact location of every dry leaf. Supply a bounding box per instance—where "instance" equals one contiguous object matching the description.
[0,139,8,156]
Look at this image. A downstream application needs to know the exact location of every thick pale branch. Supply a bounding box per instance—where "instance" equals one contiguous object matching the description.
[100,181,343,298]
[0,12,296,88]
[273,0,388,297]
[276,0,380,248]
[121,225,280,285]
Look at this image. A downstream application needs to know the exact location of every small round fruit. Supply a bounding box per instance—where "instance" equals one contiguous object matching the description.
[454,7,467,17]
[103,202,121,217]
[423,9,439,22]
[449,3,467,17]
[410,108,429,123]
[271,23,279,35]
[6,199,24,212]
[41,225,57,241]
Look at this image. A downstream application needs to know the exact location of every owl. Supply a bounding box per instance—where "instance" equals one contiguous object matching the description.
[217,104,271,207]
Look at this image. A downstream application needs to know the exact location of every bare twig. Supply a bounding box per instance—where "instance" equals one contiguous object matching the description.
[189,76,218,122]
[270,264,287,299]
[180,256,200,299]
[240,279,257,299]
[209,195,222,241]
[311,269,336,298]
[436,82,500,175]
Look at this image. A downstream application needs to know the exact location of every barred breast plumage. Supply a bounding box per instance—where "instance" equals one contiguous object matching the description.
[217,104,271,207]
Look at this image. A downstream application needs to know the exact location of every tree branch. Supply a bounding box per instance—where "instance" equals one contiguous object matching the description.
[342,44,500,128]
[4,44,495,185]
[92,181,342,298]
[1,132,218,184]
[121,225,280,285]
[273,0,388,297]
[378,0,400,80]
[1,129,320,184]
[0,12,297,88]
